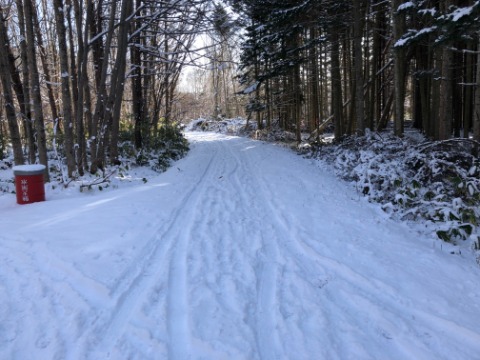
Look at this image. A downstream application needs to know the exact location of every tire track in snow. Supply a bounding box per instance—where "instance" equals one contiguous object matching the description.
[0,240,88,360]
[221,140,282,359]
[163,139,247,360]
[77,144,221,359]
[183,138,260,359]
[168,136,280,358]
[164,137,254,359]
[242,146,373,357]
[231,139,344,357]
[239,140,480,359]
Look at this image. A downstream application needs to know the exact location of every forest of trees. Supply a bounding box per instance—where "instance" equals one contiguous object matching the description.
[230,0,480,143]
[0,0,216,180]
[0,0,480,180]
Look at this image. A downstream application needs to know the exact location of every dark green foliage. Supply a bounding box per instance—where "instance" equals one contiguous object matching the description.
[395,2,480,48]
[317,132,480,244]
[0,132,5,160]
[121,122,189,173]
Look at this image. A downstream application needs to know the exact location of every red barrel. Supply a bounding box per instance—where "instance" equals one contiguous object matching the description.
[13,164,46,205]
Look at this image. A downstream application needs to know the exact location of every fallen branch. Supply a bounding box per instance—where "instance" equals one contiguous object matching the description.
[79,170,117,191]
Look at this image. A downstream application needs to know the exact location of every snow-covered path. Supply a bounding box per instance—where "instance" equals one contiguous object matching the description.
[1,132,480,359]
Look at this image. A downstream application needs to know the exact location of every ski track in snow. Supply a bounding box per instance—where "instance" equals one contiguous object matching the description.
[1,131,480,359]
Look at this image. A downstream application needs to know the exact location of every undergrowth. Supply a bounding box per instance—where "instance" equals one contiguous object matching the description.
[308,131,480,251]
[121,122,189,173]
[0,122,189,193]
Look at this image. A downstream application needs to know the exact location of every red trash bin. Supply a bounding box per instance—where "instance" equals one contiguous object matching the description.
[13,164,46,205]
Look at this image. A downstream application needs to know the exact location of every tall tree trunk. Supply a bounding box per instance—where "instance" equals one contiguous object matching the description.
[0,9,24,165]
[438,45,453,139]
[23,0,49,180]
[294,61,302,142]
[344,36,354,135]
[473,34,480,142]
[67,2,79,123]
[90,0,117,173]
[309,27,320,134]
[108,0,133,163]
[90,0,105,89]
[164,24,172,124]
[73,0,89,175]
[431,47,442,140]
[463,43,474,138]
[331,32,344,139]
[14,0,35,163]
[132,0,143,149]
[371,9,383,130]
[353,0,365,135]
[392,0,406,137]
[53,0,76,177]
[33,6,60,131]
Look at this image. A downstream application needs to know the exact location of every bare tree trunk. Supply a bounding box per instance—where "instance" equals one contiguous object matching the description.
[353,0,365,135]
[331,31,344,139]
[90,1,117,173]
[131,0,143,149]
[463,42,474,138]
[33,5,59,131]
[371,8,382,130]
[67,2,79,123]
[164,22,172,124]
[438,40,453,139]
[0,9,24,165]
[108,0,133,163]
[309,27,320,134]
[392,0,406,137]
[72,0,89,175]
[344,36,354,135]
[294,62,302,142]
[90,0,105,89]
[432,47,442,140]
[15,0,35,163]
[473,34,480,142]
[53,0,76,177]
[23,0,50,180]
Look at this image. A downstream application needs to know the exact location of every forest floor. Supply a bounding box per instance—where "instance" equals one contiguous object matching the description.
[0,131,480,359]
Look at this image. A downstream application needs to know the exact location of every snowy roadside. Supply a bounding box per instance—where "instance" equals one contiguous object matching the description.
[312,131,480,262]
[0,130,479,359]
[2,117,479,263]
[188,118,480,263]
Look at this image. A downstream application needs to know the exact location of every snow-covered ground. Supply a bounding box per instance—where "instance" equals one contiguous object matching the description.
[1,131,479,359]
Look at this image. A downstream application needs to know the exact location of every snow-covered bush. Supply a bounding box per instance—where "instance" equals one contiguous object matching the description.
[315,131,480,248]
[129,122,189,173]
[187,117,251,135]
[0,159,14,193]
[187,117,299,143]
[1,122,189,194]
[0,133,6,160]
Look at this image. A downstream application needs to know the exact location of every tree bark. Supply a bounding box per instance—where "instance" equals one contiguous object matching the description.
[108,0,133,163]
[90,0,117,173]
[15,0,36,164]
[23,0,50,180]
[463,43,474,138]
[53,0,76,177]
[331,31,344,139]
[473,34,480,142]
[72,0,89,175]
[0,9,24,165]
[392,0,406,137]
[353,0,365,135]
[131,0,144,149]
[33,5,59,130]
[309,27,320,134]
[438,45,453,139]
